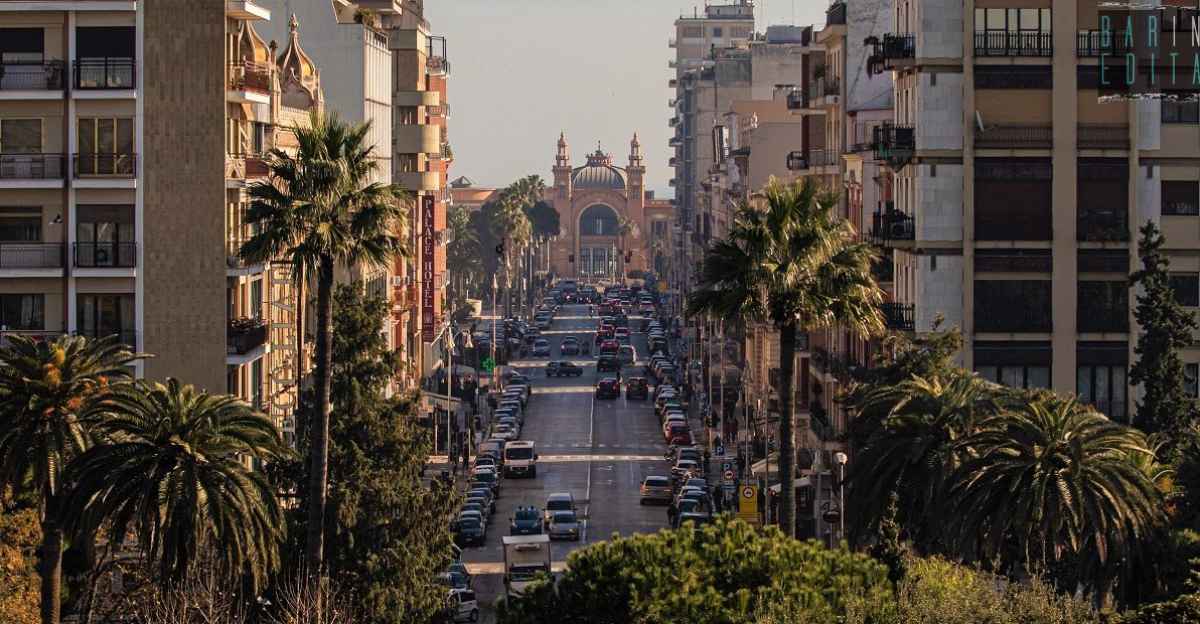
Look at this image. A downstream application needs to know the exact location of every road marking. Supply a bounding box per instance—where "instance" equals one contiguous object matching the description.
[583,388,594,543]
[536,454,664,462]
[465,561,568,575]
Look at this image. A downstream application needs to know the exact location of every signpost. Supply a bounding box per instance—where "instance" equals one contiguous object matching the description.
[737,484,760,525]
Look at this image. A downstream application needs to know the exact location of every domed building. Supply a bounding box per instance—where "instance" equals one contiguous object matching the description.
[547,133,672,282]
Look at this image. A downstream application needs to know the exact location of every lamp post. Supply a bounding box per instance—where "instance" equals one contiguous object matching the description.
[834,451,848,541]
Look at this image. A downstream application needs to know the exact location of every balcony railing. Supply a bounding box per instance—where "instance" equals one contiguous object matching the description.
[870,209,915,244]
[0,243,64,268]
[806,149,838,167]
[0,153,65,179]
[881,302,915,331]
[77,328,136,347]
[825,1,846,25]
[73,242,137,268]
[974,124,1052,149]
[427,56,449,76]
[1078,124,1129,149]
[73,57,135,89]
[872,123,915,167]
[1077,30,1129,57]
[0,330,65,347]
[1078,210,1129,242]
[228,318,268,355]
[227,60,271,93]
[974,31,1052,56]
[0,61,66,90]
[74,153,136,177]
[786,150,808,171]
[866,34,915,75]
[786,89,808,110]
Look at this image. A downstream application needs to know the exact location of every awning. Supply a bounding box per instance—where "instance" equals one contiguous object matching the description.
[750,452,779,475]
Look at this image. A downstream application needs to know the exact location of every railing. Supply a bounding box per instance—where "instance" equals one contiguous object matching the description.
[1078,124,1129,149]
[870,210,915,243]
[227,60,271,93]
[866,33,915,75]
[974,124,1052,149]
[0,61,65,90]
[872,123,915,165]
[0,154,65,179]
[786,151,808,171]
[881,302,915,331]
[1078,210,1129,242]
[74,153,136,177]
[806,149,838,167]
[0,330,65,347]
[427,56,449,76]
[822,77,840,97]
[0,243,64,268]
[974,31,1052,56]
[1077,30,1129,57]
[228,318,268,355]
[77,328,137,347]
[73,57,135,89]
[73,242,137,268]
[786,89,809,110]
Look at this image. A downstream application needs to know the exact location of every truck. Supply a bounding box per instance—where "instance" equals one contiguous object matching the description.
[503,440,538,478]
[502,534,551,597]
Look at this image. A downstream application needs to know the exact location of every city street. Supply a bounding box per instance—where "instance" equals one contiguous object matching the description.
[463,303,671,618]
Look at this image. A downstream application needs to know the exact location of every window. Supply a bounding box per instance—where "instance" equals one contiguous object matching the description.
[77,117,134,175]
[251,358,263,409]
[712,27,723,37]
[75,27,135,89]
[1171,273,1200,307]
[0,208,40,242]
[250,278,263,319]
[77,293,133,342]
[975,66,1052,89]
[397,153,418,173]
[974,8,1052,33]
[0,119,41,154]
[1163,180,1199,216]
[1078,160,1129,242]
[975,159,1052,240]
[682,26,703,38]
[0,294,44,330]
[0,28,44,63]
[1077,281,1128,332]
[974,280,1052,332]
[251,122,270,156]
[397,106,418,125]
[76,205,133,267]
[1188,363,1199,399]
[1162,100,1199,123]
[1077,364,1127,420]
[975,364,1051,389]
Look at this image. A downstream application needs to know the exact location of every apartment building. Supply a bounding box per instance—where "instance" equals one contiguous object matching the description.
[864,0,1197,422]
[0,0,323,436]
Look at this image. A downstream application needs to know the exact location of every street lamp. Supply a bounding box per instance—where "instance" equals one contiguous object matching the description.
[834,451,848,541]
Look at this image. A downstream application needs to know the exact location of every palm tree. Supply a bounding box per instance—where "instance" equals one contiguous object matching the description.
[65,379,288,590]
[846,371,998,547]
[447,205,482,301]
[688,178,885,537]
[490,190,532,317]
[240,110,408,576]
[0,334,137,624]
[945,397,1164,606]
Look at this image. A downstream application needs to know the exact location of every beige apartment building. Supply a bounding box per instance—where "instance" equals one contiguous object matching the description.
[867,0,1200,422]
[0,0,324,437]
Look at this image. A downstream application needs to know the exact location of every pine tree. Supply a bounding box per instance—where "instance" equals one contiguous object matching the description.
[1130,221,1198,446]
[868,491,907,586]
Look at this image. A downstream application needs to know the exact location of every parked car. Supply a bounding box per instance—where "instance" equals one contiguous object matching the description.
[546,360,584,377]
[560,338,580,355]
[640,475,673,505]
[445,588,479,623]
[543,492,577,528]
[595,377,620,400]
[509,505,543,536]
[453,514,486,547]
[531,338,551,357]
[548,510,582,541]
[625,376,649,400]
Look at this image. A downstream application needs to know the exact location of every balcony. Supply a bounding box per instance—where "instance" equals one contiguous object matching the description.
[669,78,678,88]
[786,89,810,111]
[668,98,676,108]
[0,243,64,269]
[226,0,270,20]
[872,123,915,168]
[1077,30,1129,57]
[669,59,678,69]
[865,34,915,75]
[786,151,808,171]
[397,171,440,192]
[73,58,135,90]
[870,207,915,245]
[669,116,679,127]
[974,31,1052,57]
[0,61,66,93]
[427,55,449,76]
[974,124,1052,149]
[228,317,268,356]
[73,242,136,268]
[669,156,678,167]
[881,302,915,331]
[0,154,65,183]
[77,328,136,348]
[74,154,136,178]
[1078,124,1129,150]
[668,136,681,147]
[226,60,271,104]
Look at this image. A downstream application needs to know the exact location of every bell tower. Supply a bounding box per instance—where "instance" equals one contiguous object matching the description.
[627,132,645,193]
[553,131,572,191]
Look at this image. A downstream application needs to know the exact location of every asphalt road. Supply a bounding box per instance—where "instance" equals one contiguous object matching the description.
[462,303,671,620]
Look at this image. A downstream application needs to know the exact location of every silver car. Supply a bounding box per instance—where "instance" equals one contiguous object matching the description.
[548,510,581,541]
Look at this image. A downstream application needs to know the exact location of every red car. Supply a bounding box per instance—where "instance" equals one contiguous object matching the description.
[595,378,620,400]
[599,340,619,356]
[665,423,693,445]
[625,377,649,400]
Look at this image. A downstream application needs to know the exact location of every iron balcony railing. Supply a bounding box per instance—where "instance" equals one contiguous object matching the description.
[1077,30,1129,57]
[806,149,838,167]
[974,124,1053,149]
[0,330,65,347]
[786,89,809,110]
[881,302,915,331]
[786,150,808,171]
[870,208,915,243]
[0,153,65,179]
[73,242,136,268]
[73,57,135,89]
[1078,124,1129,149]
[227,60,271,93]
[974,31,1052,57]
[866,34,915,75]
[77,328,136,347]
[427,56,450,76]
[0,243,64,268]
[0,61,65,90]
[228,318,269,355]
[872,123,915,166]
[74,153,136,177]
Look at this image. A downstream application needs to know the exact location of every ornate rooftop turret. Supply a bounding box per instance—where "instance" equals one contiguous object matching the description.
[628,132,644,169]
[276,14,322,110]
[556,131,569,167]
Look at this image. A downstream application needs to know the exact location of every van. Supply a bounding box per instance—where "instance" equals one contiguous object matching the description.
[503,440,538,478]
[617,345,636,366]
[446,588,479,623]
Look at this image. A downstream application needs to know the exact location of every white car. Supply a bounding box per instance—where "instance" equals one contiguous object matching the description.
[447,588,479,623]
[493,424,518,441]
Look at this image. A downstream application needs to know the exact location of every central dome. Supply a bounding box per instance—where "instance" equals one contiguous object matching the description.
[572,148,627,190]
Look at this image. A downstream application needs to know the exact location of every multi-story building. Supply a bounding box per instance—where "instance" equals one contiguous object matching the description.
[0,0,324,436]
[865,0,1197,422]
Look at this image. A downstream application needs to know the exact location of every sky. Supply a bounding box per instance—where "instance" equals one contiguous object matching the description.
[425,0,828,197]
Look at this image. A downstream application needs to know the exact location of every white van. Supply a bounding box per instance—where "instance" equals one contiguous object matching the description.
[503,440,538,478]
[447,588,479,622]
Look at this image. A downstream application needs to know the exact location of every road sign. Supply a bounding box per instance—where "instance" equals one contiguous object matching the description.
[715,444,725,456]
[737,485,760,525]
[481,357,495,373]
[723,470,735,483]
[741,485,755,500]
[721,460,733,474]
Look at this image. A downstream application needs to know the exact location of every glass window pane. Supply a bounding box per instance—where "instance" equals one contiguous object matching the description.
[1001,366,1023,388]
[97,118,115,154]
[116,118,133,154]
[1096,365,1111,415]
[1077,366,1093,402]
[0,218,40,242]
[1,119,41,153]
[975,365,998,382]
[987,8,1005,30]
[1041,9,1051,32]
[1111,366,1127,420]
[1027,366,1050,389]
[1187,363,1199,399]
[976,8,986,30]
[1020,9,1039,31]
[1007,9,1019,31]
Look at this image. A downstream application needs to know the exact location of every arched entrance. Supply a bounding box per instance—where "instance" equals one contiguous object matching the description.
[578,204,620,282]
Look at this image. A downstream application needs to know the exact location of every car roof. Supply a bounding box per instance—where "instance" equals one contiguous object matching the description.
[552,510,577,520]
[547,492,573,502]
[644,475,670,484]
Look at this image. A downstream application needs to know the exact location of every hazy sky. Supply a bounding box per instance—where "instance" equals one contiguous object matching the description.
[425,0,828,197]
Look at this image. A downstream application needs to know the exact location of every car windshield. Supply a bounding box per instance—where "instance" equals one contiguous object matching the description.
[516,509,539,521]
[473,472,496,482]
[547,497,572,510]
[535,340,548,346]
[509,565,545,581]
[644,477,669,487]
[458,518,481,529]
[553,511,577,523]
[679,500,702,513]
[506,447,534,460]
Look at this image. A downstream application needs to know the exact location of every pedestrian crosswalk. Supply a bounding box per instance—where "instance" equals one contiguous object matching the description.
[533,442,667,451]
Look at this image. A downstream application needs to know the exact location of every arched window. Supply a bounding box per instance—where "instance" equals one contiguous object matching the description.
[579,204,619,236]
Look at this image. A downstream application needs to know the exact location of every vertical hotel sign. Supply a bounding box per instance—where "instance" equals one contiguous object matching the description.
[421,195,436,342]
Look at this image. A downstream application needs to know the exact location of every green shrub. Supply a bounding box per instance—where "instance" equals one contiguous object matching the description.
[1119,593,1200,624]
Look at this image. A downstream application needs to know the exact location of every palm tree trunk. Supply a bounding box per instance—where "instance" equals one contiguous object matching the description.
[777,321,798,538]
[39,515,63,624]
[305,255,335,577]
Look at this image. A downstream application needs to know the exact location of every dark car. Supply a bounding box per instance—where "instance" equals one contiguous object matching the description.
[453,515,487,547]
[560,338,581,355]
[625,377,649,400]
[509,505,543,536]
[597,356,621,373]
[546,361,584,377]
[595,378,620,400]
